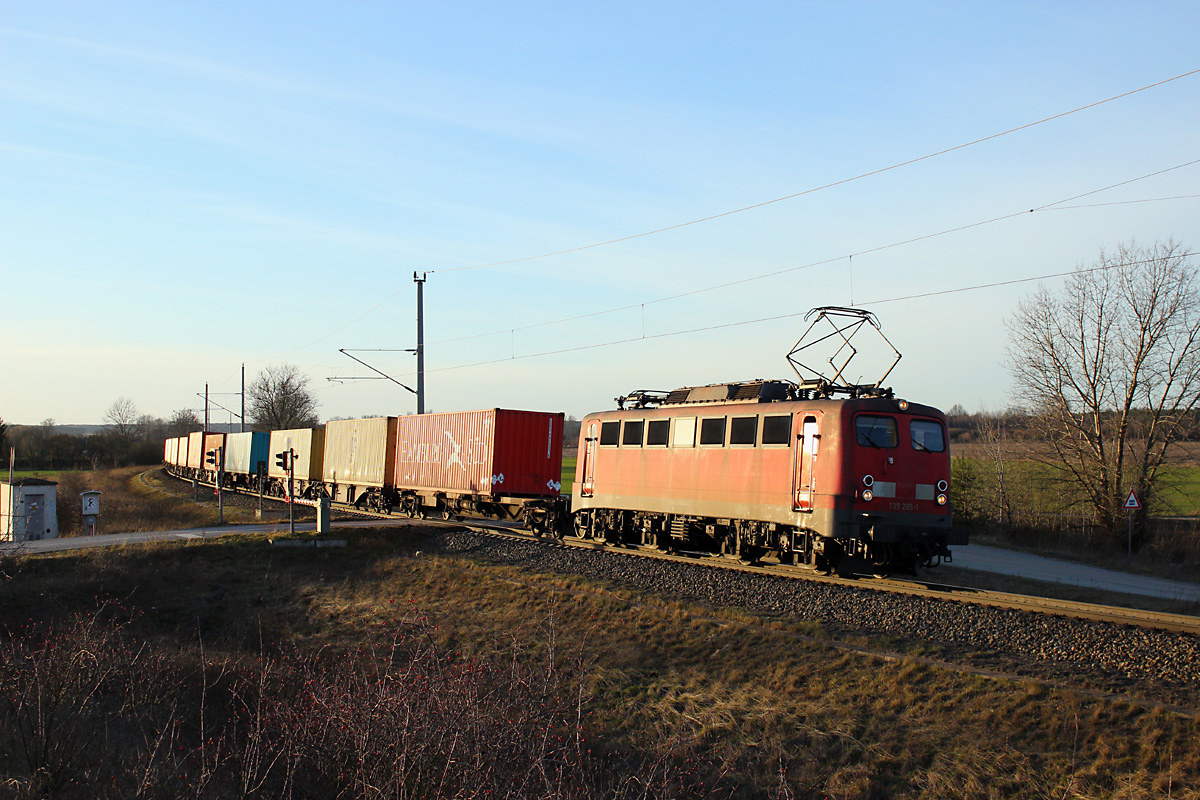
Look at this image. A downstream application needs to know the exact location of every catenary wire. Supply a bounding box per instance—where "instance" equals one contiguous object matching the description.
[425,159,1200,348]
[387,252,1196,380]
[426,69,1200,276]
[255,69,1200,364]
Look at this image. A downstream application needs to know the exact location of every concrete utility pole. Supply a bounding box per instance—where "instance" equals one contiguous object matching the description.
[415,272,426,414]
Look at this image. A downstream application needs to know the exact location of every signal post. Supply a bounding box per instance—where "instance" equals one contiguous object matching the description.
[206,446,224,525]
[277,449,295,536]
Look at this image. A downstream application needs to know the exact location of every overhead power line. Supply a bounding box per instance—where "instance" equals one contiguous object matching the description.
[258,68,1200,364]
[401,252,1195,380]
[426,159,1200,348]
[428,68,1200,276]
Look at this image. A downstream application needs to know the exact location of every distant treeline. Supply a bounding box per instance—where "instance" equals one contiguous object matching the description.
[5,418,198,471]
[944,405,1200,445]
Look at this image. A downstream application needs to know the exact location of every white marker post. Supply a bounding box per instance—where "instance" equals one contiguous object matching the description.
[1123,490,1141,557]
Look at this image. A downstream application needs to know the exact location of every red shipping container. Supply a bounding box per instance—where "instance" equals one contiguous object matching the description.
[393,409,564,498]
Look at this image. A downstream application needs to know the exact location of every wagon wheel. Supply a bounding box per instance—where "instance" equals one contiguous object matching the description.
[441,506,454,521]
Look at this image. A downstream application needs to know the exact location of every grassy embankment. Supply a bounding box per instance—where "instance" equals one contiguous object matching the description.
[1,468,1198,798]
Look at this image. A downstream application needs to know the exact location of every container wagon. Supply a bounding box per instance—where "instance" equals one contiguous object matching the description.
[391,409,565,532]
[322,417,399,511]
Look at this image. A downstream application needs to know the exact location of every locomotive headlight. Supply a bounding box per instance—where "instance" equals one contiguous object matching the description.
[862,489,874,502]
[897,399,909,411]
[937,494,948,506]
[862,474,874,487]
[937,480,948,492]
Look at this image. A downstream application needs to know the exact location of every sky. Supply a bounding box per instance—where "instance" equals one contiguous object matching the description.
[2,1,1198,426]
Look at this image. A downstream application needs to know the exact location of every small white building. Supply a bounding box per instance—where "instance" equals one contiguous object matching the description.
[1,478,59,542]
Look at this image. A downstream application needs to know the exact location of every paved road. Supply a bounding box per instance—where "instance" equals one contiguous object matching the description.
[0,519,411,556]
[950,544,1200,603]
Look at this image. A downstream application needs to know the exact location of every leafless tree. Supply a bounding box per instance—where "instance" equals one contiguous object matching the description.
[248,364,320,430]
[1005,239,1200,544]
[166,408,202,438]
[104,398,145,465]
[104,398,142,443]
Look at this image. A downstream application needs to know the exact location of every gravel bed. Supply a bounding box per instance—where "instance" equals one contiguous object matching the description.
[435,528,1200,707]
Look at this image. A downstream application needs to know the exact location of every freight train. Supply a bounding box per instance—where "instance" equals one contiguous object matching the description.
[165,308,965,574]
[165,390,964,576]
[164,409,567,534]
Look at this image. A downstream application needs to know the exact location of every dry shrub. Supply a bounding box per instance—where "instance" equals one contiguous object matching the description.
[0,609,603,799]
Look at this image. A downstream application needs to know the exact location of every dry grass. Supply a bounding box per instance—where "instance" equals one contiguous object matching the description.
[50,467,270,536]
[2,529,1197,798]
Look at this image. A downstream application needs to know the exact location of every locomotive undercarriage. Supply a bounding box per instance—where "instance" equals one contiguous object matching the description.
[571,507,943,576]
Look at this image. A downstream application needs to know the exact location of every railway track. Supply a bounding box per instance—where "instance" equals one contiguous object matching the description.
[174,470,1200,637]
[455,518,1200,636]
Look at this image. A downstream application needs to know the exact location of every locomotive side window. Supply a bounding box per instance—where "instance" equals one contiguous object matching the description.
[700,417,726,446]
[856,415,898,448]
[673,417,697,447]
[761,415,791,445]
[910,419,946,452]
[622,420,644,447]
[647,419,670,446]
[600,421,621,446]
[730,416,757,446]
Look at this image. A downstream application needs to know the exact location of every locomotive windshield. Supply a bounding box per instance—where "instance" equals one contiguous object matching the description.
[855,415,898,448]
[910,420,946,452]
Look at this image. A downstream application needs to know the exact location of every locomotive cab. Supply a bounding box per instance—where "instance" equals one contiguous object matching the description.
[812,399,964,575]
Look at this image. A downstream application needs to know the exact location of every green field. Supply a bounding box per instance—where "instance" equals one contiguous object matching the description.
[952,456,1200,517]
[561,456,575,494]
[4,469,68,481]
[1158,465,1200,516]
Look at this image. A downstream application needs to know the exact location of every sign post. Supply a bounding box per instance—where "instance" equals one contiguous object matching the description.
[1123,490,1141,557]
[80,490,102,536]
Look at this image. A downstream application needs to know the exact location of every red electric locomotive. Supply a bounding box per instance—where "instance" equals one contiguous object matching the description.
[570,308,966,575]
[571,380,964,574]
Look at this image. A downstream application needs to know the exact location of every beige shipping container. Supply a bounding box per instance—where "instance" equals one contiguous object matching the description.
[186,431,205,469]
[322,417,398,488]
[268,428,326,482]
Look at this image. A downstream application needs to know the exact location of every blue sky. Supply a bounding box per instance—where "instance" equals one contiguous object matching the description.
[2,1,1198,425]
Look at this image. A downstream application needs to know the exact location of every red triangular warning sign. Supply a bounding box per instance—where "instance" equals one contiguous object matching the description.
[1123,490,1141,510]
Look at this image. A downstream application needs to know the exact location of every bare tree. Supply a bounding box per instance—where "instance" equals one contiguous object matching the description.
[248,364,320,430]
[1005,239,1200,545]
[166,408,202,438]
[104,398,142,442]
[104,398,144,465]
